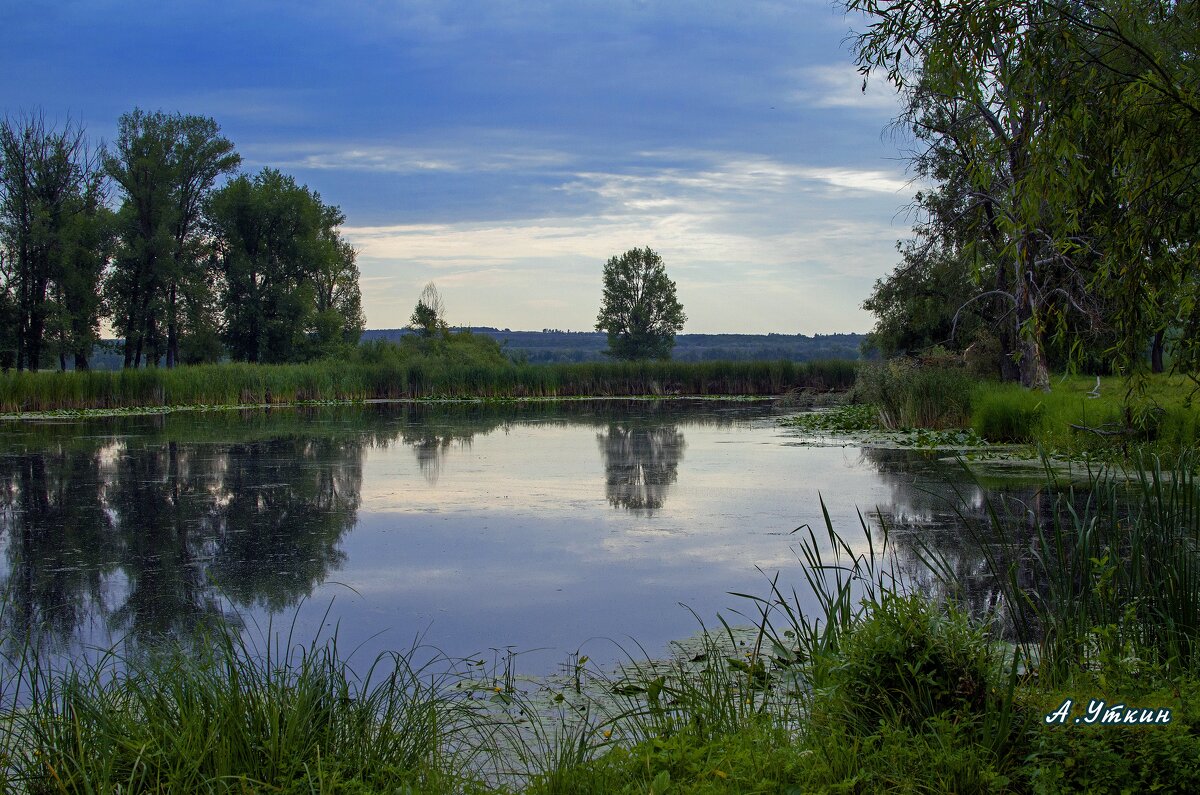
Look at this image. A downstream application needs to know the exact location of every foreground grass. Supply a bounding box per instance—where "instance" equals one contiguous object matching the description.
[5,455,1200,793]
[0,358,857,414]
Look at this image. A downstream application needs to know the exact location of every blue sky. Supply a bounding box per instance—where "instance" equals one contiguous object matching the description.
[3,0,916,333]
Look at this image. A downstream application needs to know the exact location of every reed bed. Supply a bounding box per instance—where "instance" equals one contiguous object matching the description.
[0,358,858,413]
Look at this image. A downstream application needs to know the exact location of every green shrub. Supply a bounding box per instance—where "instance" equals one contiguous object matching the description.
[818,593,998,732]
[853,358,977,429]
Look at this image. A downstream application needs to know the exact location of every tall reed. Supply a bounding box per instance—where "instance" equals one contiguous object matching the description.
[0,358,858,413]
[988,453,1200,684]
[853,359,976,429]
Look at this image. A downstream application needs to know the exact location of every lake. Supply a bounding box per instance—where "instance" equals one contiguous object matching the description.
[0,399,1031,675]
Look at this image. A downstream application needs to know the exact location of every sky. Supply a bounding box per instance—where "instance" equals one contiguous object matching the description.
[2,0,918,334]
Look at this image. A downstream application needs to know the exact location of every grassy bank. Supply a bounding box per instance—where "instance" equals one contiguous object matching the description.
[5,456,1200,792]
[0,358,857,414]
[842,359,1199,456]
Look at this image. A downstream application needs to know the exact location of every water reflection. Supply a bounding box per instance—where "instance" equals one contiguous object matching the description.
[204,437,361,611]
[0,399,794,665]
[0,426,368,648]
[1,447,116,643]
[399,427,475,484]
[597,424,686,513]
[859,447,1088,636]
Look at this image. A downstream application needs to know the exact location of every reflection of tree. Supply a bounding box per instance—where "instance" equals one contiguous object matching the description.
[204,437,360,611]
[858,447,1081,637]
[0,428,369,649]
[0,448,116,647]
[104,441,227,641]
[399,427,474,485]
[597,424,686,513]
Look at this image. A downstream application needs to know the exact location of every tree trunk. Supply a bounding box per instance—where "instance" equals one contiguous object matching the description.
[26,305,43,373]
[166,282,178,369]
[1018,336,1050,391]
[1151,329,1165,373]
[1013,241,1049,391]
[74,351,89,371]
[123,301,138,368]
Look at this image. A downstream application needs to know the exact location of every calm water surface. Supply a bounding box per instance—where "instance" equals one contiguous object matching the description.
[0,400,1025,673]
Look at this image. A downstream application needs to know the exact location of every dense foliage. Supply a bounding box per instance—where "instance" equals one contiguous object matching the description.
[0,113,109,372]
[209,168,363,363]
[596,247,687,361]
[855,0,1200,386]
[0,108,363,371]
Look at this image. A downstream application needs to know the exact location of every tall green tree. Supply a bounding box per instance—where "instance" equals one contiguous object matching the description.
[0,113,107,371]
[849,0,1200,383]
[311,220,365,354]
[849,1,1091,388]
[104,109,239,368]
[596,247,687,361]
[209,168,360,363]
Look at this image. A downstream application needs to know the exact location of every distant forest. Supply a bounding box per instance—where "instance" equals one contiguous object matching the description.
[362,328,865,364]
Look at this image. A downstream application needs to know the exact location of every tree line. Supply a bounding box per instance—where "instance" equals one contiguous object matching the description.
[0,109,363,371]
[853,0,1198,387]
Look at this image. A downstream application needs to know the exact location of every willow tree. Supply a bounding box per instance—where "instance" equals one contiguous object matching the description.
[848,0,1096,388]
[849,0,1200,384]
[1053,0,1200,376]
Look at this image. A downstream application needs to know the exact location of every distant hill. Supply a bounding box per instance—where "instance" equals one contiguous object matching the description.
[361,328,865,363]
[64,330,864,371]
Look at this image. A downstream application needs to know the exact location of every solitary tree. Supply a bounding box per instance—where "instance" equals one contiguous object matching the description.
[596,247,686,361]
[409,282,446,339]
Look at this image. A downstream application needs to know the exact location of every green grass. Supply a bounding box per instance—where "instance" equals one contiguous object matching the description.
[971,374,1200,455]
[0,357,858,413]
[845,361,1199,456]
[3,624,489,793]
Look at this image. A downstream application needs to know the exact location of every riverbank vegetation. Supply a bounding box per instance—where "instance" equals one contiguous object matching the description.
[823,358,1199,458]
[0,338,857,413]
[4,455,1199,792]
[851,0,1200,391]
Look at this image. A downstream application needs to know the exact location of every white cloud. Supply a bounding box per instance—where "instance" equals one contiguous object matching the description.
[790,64,904,113]
[343,151,911,333]
[250,140,577,175]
